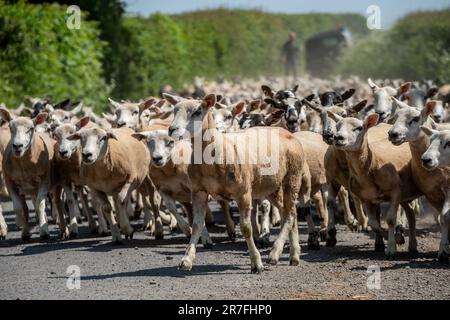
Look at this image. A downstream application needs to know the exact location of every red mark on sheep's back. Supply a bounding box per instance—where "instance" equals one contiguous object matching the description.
[282,131,294,140]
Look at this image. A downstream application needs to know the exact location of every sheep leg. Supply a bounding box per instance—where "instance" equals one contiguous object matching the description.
[363,202,387,252]
[352,193,369,232]
[205,205,215,227]
[305,204,320,250]
[258,199,271,248]
[385,193,401,258]
[76,186,98,234]
[178,191,208,272]
[401,202,417,254]
[93,190,121,244]
[115,183,134,239]
[438,190,450,262]
[239,194,264,273]
[63,184,79,237]
[142,195,155,234]
[91,192,108,235]
[218,200,236,241]
[338,188,358,232]
[10,188,30,241]
[0,202,7,240]
[324,184,338,247]
[52,186,70,240]
[251,200,261,242]
[145,183,164,239]
[268,192,294,265]
[271,205,281,227]
[312,188,328,239]
[162,194,191,238]
[34,186,50,240]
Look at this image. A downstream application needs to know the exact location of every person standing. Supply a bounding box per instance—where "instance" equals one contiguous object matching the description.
[282,31,300,85]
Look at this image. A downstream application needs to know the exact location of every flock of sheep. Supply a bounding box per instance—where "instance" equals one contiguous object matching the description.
[0,75,449,274]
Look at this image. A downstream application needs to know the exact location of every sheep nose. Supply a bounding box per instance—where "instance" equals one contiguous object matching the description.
[59,150,68,157]
[377,111,386,118]
[422,157,432,165]
[82,152,92,159]
[152,155,163,163]
[117,122,126,128]
[433,115,442,123]
[389,131,399,140]
[335,135,344,141]
[13,143,23,149]
[168,126,177,137]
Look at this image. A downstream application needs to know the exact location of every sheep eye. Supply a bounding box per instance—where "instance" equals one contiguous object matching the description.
[444,141,450,149]
[353,126,363,132]
[193,108,202,117]
[409,116,420,125]
[133,111,139,115]
[166,140,174,147]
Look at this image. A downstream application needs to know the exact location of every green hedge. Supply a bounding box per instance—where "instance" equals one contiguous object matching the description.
[337,9,450,84]
[0,1,109,111]
[112,9,368,99]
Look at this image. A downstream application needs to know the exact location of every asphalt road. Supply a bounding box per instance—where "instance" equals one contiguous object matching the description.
[0,198,449,300]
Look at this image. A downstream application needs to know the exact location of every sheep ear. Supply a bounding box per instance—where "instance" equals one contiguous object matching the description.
[347,100,368,114]
[292,85,299,94]
[428,118,438,130]
[264,110,284,126]
[131,132,151,141]
[71,101,83,115]
[368,78,379,90]
[392,97,410,109]
[106,130,118,140]
[67,132,81,141]
[140,98,157,112]
[249,100,261,112]
[423,101,437,116]
[0,108,12,122]
[326,111,343,123]
[162,93,182,106]
[232,102,245,117]
[425,87,439,99]
[365,113,379,128]
[34,112,48,125]
[264,98,284,110]
[305,94,316,102]
[44,104,54,113]
[108,98,123,109]
[421,125,437,136]
[202,94,217,109]
[76,116,90,130]
[341,88,356,101]
[261,85,275,98]
[398,82,411,96]
[155,99,167,108]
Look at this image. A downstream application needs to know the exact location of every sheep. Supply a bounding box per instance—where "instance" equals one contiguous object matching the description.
[419,127,450,261]
[132,124,218,245]
[167,93,310,272]
[52,120,100,236]
[46,101,83,128]
[0,109,69,240]
[367,78,411,123]
[67,120,152,243]
[329,112,421,257]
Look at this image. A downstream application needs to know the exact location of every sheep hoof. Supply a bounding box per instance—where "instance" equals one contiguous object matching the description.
[21,234,31,242]
[178,259,193,271]
[89,226,99,235]
[326,238,337,247]
[408,247,419,255]
[395,225,405,245]
[40,233,50,241]
[99,231,109,237]
[267,258,278,265]
[319,230,327,242]
[307,232,320,250]
[205,221,215,228]
[112,239,122,245]
[438,251,449,263]
[289,259,300,266]
[347,220,359,232]
[0,235,6,240]
[133,210,142,220]
[251,266,264,274]
[69,231,78,239]
[374,241,385,252]
[258,234,271,248]
[228,232,236,241]
[155,233,164,241]
[203,242,213,250]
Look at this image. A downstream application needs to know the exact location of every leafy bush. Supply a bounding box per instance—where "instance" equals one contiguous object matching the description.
[337,9,450,84]
[0,1,110,111]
